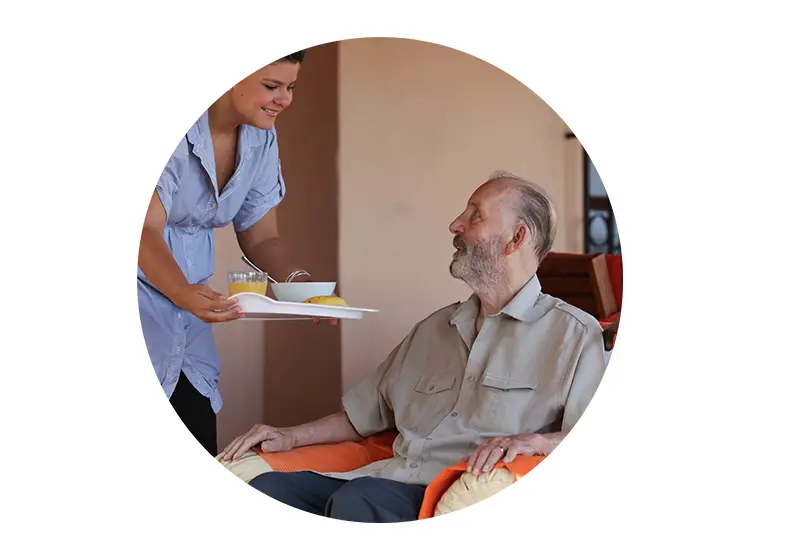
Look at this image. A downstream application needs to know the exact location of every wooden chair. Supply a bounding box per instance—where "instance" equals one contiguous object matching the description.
[538,252,622,350]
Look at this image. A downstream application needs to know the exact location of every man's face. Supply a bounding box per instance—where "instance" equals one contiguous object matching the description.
[448,182,517,286]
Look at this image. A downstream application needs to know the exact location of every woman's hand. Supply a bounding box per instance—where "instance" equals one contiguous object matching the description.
[218,424,297,462]
[173,284,243,323]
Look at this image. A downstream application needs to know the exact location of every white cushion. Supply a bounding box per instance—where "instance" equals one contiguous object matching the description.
[434,468,517,516]
[217,449,274,483]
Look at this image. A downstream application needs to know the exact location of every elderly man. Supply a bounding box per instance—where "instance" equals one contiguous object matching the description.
[219,171,608,522]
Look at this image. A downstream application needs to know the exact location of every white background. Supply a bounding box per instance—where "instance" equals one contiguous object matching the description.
[1,0,798,531]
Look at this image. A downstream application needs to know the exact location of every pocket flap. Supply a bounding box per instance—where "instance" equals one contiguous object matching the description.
[414,374,456,395]
[481,374,542,392]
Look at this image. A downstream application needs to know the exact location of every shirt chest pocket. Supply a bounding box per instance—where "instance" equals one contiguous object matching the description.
[468,375,560,435]
[396,374,458,436]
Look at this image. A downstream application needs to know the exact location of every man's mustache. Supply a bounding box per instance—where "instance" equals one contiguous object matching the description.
[453,236,467,251]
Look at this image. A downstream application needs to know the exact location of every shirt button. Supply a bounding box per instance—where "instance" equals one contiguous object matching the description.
[450,412,458,417]
[428,385,435,391]
[467,376,475,382]
[425,437,432,441]
[410,463,418,468]
[177,312,183,319]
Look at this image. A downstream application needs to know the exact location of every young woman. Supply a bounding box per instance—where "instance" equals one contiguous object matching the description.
[138,50,320,456]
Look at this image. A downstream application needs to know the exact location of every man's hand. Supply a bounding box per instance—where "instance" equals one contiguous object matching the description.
[467,433,560,474]
[218,424,297,462]
[173,284,243,323]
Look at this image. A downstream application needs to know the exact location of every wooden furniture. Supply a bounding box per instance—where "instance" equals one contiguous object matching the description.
[538,252,623,350]
[538,253,618,318]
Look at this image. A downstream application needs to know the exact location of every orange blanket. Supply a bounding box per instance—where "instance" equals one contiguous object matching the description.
[417,456,546,519]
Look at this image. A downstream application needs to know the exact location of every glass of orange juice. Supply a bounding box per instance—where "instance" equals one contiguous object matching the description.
[228,271,268,296]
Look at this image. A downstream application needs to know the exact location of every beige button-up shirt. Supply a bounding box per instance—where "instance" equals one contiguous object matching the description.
[324,274,607,486]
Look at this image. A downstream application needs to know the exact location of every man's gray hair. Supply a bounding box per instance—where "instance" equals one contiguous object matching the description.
[488,170,557,263]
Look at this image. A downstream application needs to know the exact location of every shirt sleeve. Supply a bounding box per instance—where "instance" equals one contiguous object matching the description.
[155,140,185,219]
[561,320,608,433]
[233,128,286,233]
[342,323,420,437]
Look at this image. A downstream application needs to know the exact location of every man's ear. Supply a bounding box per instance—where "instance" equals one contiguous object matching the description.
[505,224,528,255]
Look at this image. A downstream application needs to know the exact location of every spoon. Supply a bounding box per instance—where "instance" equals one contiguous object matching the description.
[240,256,280,285]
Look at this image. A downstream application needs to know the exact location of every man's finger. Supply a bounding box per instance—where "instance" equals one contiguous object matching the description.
[473,447,491,474]
[467,451,478,473]
[504,443,520,463]
[221,436,244,462]
[466,447,482,473]
[232,426,266,460]
[470,446,493,474]
[220,439,235,461]
[232,436,258,461]
[468,440,493,473]
[228,436,248,461]
[483,446,506,472]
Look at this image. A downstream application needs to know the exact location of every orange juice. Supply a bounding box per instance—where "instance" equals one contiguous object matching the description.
[229,281,267,296]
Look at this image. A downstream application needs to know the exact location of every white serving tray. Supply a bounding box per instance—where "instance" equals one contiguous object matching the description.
[229,292,379,321]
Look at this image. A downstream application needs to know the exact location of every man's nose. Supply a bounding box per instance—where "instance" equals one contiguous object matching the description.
[449,217,463,234]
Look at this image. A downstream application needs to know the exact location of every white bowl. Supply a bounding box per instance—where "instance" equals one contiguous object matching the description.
[271,282,337,303]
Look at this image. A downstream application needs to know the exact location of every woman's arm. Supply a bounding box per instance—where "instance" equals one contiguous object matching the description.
[236,207,310,282]
[139,191,241,322]
[236,206,337,324]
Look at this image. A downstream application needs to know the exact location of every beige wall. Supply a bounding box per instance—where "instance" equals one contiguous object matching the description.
[338,38,581,391]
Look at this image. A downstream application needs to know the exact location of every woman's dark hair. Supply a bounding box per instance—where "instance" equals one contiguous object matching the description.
[279,50,306,63]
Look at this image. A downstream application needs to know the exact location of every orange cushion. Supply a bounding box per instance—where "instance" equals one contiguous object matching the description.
[418,456,546,519]
[252,431,396,473]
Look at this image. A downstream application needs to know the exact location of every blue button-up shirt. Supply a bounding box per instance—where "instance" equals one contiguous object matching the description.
[138,111,286,413]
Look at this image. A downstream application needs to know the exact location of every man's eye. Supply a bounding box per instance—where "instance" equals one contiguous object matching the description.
[264,85,278,91]
[471,211,480,219]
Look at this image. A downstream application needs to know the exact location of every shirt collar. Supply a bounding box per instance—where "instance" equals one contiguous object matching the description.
[501,274,543,322]
[449,274,543,326]
[187,111,268,150]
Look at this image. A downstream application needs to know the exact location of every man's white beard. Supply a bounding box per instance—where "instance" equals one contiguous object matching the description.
[449,235,506,288]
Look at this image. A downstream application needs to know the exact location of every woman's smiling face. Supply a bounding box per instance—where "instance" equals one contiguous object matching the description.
[229,60,301,130]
